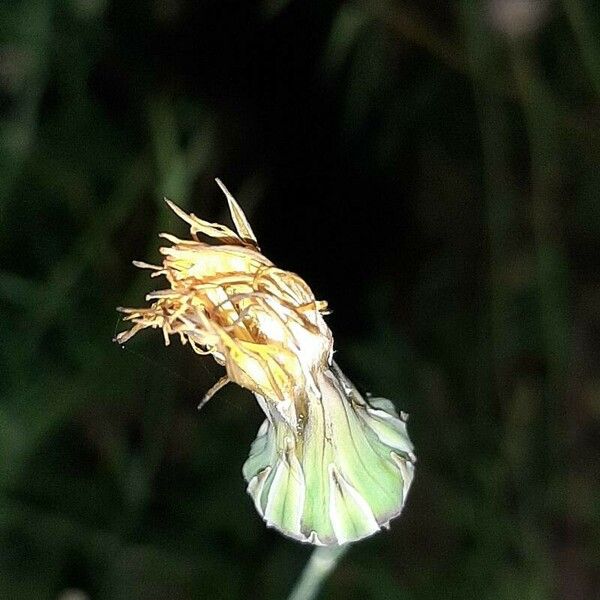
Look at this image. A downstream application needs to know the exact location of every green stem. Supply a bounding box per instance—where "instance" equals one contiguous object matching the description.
[510,45,570,394]
[287,545,350,600]
[562,0,600,96]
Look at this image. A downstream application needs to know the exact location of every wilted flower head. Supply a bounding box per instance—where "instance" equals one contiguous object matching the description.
[117,180,415,545]
[117,180,332,405]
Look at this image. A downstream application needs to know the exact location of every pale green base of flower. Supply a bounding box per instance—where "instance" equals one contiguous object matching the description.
[243,363,416,546]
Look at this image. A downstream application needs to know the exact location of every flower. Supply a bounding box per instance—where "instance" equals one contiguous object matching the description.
[116,179,416,545]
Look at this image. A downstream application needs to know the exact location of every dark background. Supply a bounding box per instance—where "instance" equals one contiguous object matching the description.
[1,1,599,598]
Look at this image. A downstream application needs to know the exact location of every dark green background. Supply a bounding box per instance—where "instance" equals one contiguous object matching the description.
[1,1,598,598]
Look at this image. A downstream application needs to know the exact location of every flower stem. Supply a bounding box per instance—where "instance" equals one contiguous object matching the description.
[287,545,350,600]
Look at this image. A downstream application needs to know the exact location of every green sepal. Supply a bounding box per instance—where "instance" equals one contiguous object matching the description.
[243,364,416,546]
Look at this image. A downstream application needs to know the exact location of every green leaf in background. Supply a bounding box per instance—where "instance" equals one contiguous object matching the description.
[1,1,598,598]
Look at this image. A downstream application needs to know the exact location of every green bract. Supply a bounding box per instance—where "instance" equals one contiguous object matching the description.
[243,362,415,546]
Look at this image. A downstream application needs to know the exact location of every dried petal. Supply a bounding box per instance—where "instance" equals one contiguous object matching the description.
[116,180,415,545]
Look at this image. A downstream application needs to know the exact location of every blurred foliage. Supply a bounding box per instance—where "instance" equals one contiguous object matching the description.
[1,1,599,599]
